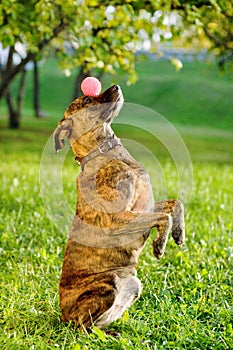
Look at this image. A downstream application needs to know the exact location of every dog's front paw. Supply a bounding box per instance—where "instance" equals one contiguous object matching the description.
[152,239,166,260]
[172,222,185,246]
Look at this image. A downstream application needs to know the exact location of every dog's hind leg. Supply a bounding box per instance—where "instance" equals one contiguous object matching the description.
[153,199,185,247]
[95,275,142,329]
[59,273,117,330]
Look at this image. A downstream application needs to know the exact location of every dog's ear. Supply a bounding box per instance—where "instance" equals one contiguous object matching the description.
[53,118,74,154]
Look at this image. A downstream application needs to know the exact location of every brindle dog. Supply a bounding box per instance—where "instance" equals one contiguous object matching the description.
[53,85,185,330]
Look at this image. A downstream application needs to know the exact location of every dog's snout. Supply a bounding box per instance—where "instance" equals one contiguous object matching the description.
[98,84,122,102]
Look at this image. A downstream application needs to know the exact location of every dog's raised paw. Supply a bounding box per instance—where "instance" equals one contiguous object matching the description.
[172,224,185,246]
[152,242,165,260]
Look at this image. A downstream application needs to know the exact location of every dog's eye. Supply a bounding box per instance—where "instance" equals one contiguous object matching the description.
[85,97,92,104]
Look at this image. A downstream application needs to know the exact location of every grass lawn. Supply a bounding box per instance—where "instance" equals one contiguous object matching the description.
[0,59,233,349]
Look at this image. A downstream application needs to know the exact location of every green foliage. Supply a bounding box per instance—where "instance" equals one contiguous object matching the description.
[0,0,169,87]
[0,0,62,51]
[177,0,233,67]
[0,0,232,89]
[54,2,163,84]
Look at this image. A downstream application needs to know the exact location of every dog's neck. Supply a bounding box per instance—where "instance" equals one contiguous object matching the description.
[70,123,115,164]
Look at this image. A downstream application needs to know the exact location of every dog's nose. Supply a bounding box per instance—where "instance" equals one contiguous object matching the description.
[113,85,119,91]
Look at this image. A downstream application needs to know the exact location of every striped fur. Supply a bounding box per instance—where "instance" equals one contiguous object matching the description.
[53,85,185,330]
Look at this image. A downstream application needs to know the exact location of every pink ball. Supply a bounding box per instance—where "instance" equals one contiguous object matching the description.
[81,77,102,96]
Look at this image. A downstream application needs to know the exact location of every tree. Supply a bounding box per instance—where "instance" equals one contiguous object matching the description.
[0,0,166,128]
[0,0,67,127]
[0,0,232,128]
[172,1,233,68]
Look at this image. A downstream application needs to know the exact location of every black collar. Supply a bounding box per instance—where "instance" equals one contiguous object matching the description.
[75,136,122,171]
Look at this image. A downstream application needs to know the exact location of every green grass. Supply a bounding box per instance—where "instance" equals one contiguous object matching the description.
[1,59,233,349]
[123,59,233,131]
[1,151,233,349]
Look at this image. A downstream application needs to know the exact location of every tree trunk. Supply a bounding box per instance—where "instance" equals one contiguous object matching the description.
[6,90,20,129]
[5,68,27,129]
[73,64,90,100]
[0,52,33,100]
[33,59,40,117]
[17,67,26,114]
[9,111,20,129]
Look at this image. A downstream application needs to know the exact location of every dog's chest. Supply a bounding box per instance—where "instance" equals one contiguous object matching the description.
[77,151,154,214]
